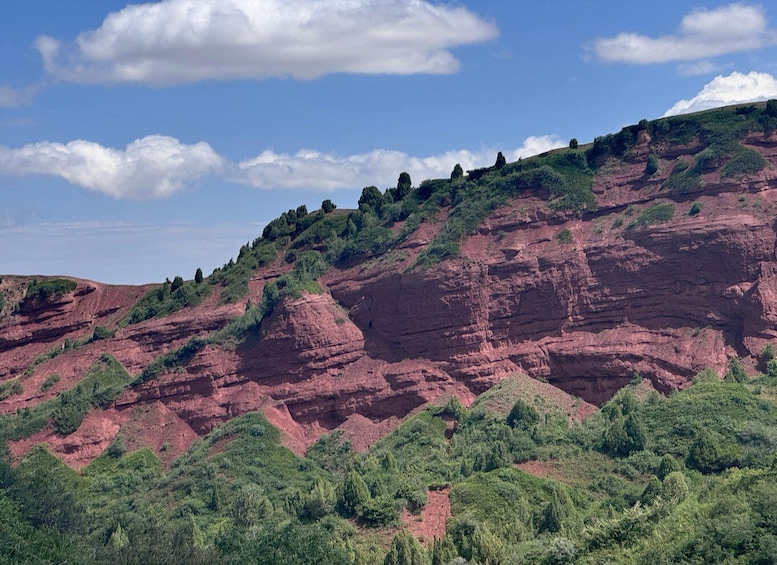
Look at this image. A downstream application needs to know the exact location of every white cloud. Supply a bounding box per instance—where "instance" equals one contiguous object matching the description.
[677,60,731,76]
[234,135,566,190]
[664,70,777,116]
[0,133,564,197]
[591,3,777,64]
[36,0,498,85]
[0,135,224,199]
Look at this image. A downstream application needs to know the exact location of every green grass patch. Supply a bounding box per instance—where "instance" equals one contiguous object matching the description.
[628,203,675,229]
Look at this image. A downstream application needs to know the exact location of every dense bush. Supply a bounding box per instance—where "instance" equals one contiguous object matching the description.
[25,278,77,301]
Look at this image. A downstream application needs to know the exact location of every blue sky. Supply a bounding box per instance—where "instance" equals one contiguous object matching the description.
[2,1,777,284]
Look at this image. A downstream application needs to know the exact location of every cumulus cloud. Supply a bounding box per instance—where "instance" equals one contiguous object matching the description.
[664,70,777,116]
[234,135,566,190]
[36,0,498,85]
[0,133,564,197]
[591,3,777,64]
[0,135,224,199]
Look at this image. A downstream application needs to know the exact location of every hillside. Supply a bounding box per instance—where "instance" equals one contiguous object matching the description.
[3,102,777,563]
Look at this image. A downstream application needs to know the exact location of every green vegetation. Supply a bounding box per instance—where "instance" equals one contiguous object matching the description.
[0,379,22,401]
[556,228,573,244]
[689,201,703,216]
[6,105,777,563]
[16,278,77,312]
[721,146,768,179]
[4,370,777,563]
[0,354,132,443]
[644,153,658,175]
[51,356,134,435]
[121,276,211,325]
[628,203,675,229]
[40,373,60,392]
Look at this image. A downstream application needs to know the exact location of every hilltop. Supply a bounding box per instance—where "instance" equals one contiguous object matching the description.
[3,102,777,563]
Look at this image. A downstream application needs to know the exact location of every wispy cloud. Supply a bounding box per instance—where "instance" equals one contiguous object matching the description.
[0,135,224,199]
[36,0,498,85]
[664,70,777,116]
[0,134,565,197]
[590,3,777,65]
[0,85,38,107]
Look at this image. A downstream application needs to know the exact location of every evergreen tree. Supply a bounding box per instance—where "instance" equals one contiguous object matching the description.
[194,267,203,284]
[451,163,464,180]
[396,172,412,201]
[657,454,681,480]
[506,398,540,430]
[569,138,579,149]
[640,476,663,505]
[430,535,458,565]
[340,471,371,516]
[495,151,507,169]
[384,530,427,565]
[358,185,383,212]
[724,357,747,383]
[321,199,336,213]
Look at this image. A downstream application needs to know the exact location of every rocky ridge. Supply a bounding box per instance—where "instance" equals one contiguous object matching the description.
[3,112,777,469]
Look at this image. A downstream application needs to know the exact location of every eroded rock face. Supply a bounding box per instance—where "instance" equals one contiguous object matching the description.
[3,134,777,468]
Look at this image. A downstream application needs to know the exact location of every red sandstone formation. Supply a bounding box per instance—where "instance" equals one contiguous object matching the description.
[3,128,777,469]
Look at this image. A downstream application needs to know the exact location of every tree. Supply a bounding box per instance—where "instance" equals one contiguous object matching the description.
[231,484,269,528]
[451,163,464,180]
[170,276,184,292]
[359,185,383,212]
[495,151,507,169]
[430,535,458,565]
[339,471,371,516]
[541,486,574,533]
[321,199,336,213]
[396,172,412,201]
[645,153,659,175]
[656,454,681,480]
[300,478,336,521]
[506,399,540,431]
[295,205,308,218]
[724,357,747,383]
[384,531,426,565]
[569,138,579,149]
[640,476,663,505]
[194,268,203,284]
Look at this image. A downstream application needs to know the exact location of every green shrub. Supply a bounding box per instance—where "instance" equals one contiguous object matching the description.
[664,158,702,194]
[628,203,675,229]
[0,379,22,401]
[40,374,60,392]
[22,278,77,305]
[555,229,573,244]
[645,153,659,175]
[689,201,703,216]
[569,138,579,149]
[721,147,768,179]
[762,343,776,361]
